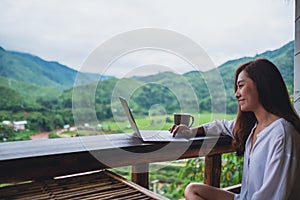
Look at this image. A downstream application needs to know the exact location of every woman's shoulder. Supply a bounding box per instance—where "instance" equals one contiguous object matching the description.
[269,118,300,144]
[263,118,300,158]
[274,118,298,134]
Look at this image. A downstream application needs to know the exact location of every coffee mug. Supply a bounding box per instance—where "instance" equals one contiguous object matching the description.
[174,113,194,128]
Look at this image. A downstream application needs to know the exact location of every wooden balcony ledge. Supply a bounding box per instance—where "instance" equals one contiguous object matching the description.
[0,132,235,199]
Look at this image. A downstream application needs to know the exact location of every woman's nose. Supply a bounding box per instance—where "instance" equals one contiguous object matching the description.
[235,90,240,98]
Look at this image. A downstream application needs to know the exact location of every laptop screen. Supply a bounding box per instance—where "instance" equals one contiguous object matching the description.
[119,97,141,136]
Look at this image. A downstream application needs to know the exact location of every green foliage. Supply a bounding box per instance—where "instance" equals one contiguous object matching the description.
[161,153,243,199]
[0,109,74,136]
[221,153,243,188]
[179,158,205,183]
[0,76,62,100]
[131,83,180,115]
[14,130,35,141]
[0,122,15,141]
[49,132,60,138]
[0,86,25,111]
[0,124,36,142]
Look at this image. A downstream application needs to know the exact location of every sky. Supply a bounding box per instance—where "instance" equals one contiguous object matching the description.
[0,0,295,77]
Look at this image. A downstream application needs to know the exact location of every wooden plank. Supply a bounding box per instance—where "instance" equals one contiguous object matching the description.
[0,134,143,161]
[0,170,166,200]
[0,134,232,161]
[105,170,168,200]
[204,154,221,187]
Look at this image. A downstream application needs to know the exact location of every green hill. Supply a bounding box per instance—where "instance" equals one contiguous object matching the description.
[0,47,113,99]
[0,75,62,100]
[0,47,77,90]
[0,41,295,132]
[218,41,294,94]
[125,41,294,114]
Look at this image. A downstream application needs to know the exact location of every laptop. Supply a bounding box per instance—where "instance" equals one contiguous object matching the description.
[119,96,189,142]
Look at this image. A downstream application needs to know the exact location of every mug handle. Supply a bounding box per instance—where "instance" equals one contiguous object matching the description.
[189,115,194,128]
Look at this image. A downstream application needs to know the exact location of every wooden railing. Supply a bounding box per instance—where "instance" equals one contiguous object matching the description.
[0,133,235,189]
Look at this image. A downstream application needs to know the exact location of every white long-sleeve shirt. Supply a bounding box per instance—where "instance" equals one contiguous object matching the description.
[202,118,300,200]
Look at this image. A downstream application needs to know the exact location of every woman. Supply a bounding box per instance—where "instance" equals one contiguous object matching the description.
[170,58,300,200]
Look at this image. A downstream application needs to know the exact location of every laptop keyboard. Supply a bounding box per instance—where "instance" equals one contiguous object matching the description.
[146,133,167,141]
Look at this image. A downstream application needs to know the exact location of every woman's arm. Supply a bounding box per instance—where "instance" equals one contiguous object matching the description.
[193,126,205,137]
[250,127,300,199]
[201,119,235,138]
[170,119,235,138]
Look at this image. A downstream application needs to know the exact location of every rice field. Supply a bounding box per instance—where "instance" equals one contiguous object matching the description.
[99,113,236,134]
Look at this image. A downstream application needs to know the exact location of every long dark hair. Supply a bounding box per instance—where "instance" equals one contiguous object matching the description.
[232,58,300,155]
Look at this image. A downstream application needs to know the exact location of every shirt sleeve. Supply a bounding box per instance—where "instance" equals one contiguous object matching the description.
[202,119,235,138]
[234,193,240,200]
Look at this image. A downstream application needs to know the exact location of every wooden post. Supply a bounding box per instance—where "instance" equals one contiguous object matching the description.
[204,154,221,187]
[132,163,149,189]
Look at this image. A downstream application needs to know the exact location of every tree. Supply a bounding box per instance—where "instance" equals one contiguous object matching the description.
[0,122,15,141]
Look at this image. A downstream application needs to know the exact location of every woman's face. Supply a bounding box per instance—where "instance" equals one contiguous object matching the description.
[235,70,261,112]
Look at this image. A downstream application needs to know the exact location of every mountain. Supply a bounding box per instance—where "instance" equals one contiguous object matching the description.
[219,41,293,92]
[125,41,294,114]
[0,41,295,132]
[0,47,77,90]
[0,41,293,97]
[0,47,113,94]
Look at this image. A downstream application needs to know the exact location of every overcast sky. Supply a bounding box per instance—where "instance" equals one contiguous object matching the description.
[0,0,295,77]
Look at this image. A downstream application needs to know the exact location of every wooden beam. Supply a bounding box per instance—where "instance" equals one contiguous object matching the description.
[204,154,221,187]
[0,134,233,185]
[132,163,149,189]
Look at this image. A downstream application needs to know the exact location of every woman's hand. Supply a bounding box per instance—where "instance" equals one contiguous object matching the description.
[169,124,193,138]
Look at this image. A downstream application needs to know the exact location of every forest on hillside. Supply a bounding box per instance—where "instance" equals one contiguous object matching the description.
[0,41,295,140]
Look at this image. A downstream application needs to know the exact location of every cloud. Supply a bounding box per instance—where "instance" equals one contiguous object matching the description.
[0,0,294,77]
